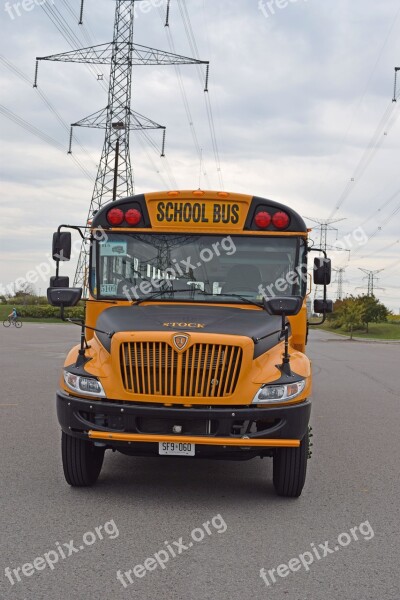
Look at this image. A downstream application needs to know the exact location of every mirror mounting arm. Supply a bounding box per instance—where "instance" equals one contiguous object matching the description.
[307,246,327,258]
[59,309,114,368]
[311,312,327,326]
[56,224,85,239]
[62,314,115,339]
[280,313,292,376]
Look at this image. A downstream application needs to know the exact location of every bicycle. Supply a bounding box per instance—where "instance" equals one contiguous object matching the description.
[3,317,22,328]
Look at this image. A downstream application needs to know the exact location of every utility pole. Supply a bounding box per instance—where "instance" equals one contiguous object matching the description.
[34,0,209,293]
[358,269,384,296]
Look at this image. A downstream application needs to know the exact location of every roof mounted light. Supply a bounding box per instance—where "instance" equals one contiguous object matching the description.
[254,211,272,229]
[125,208,141,226]
[272,211,290,230]
[106,208,124,226]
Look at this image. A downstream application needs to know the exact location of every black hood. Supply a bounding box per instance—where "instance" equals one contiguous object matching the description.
[97,304,284,357]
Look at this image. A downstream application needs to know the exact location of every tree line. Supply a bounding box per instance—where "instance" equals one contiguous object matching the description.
[326,295,391,339]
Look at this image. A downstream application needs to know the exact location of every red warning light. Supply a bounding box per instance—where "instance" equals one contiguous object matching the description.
[254,211,272,229]
[125,208,142,226]
[106,208,124,226]
[272,211,290,229]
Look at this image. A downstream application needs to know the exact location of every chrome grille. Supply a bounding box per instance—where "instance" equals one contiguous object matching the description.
[120,342,242,398]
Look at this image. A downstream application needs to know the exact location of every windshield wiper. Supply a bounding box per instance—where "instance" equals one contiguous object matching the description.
[214,292,263,308]
[133,288,262,308]
[133,288,204,305]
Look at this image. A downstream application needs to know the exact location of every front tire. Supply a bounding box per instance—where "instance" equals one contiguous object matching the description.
[273,431,309,497]
[3,319,11,327]
[61,432,105,486]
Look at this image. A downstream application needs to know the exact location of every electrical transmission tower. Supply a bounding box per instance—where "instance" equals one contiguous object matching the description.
[305,217,349,299]
[305,217,347,253]
[333,267,346,300]
[34,0,209,292]
[358,269,384,296]
[393,67,399,102]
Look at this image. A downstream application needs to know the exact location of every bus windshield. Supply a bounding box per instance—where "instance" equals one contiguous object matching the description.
[92,233,307,304]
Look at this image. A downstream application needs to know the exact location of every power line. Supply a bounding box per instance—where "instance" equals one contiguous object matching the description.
[38,1,109,92]
[311,4,400,208]
[382,258,400,274]
[0,104,94,183]
[0,104,64,150]
[358,187,400,229]
[328,96,400,219]
[157,4,212,188]
[0,54,97,169]
[177,0,224,188]
[358,238,400,260]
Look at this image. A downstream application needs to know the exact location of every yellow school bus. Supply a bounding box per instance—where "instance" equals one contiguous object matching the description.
[48,190,333,497]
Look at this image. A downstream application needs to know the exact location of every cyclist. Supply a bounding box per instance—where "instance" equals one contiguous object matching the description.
[8,307,18,323]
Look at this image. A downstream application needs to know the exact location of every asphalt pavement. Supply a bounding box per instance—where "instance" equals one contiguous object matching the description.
[0,324,398,600]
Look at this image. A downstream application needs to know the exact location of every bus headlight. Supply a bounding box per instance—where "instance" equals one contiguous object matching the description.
[252,379,306,404]
[64,371,106,397]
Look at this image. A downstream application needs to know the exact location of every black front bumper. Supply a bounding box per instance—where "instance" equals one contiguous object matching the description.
[57,390,311,459]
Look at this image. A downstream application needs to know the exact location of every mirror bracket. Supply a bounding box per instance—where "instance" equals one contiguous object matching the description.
[262,297,303,376]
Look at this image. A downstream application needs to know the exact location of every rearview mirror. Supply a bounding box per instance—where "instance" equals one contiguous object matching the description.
[314,299,333,314]
[47,287,82,308]
[49,276,69,288]
[313,257,331,285]
[263,296,303,316]
[52,232,72,262]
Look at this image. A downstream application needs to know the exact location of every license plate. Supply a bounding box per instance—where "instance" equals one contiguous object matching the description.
[159,442,195,456]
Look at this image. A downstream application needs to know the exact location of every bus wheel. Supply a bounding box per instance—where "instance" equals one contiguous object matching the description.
[62,432,105,487]
[273,432,308,497]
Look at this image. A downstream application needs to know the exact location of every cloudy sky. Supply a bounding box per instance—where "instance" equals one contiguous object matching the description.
[0,0,399,309]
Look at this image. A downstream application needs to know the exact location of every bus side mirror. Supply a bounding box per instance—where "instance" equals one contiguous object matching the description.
[52,232,72,262]
[314,299,333,314]
[263,296,303,316]
[50,276,70,288]
[313,257,331,285]
[47,287,82,308]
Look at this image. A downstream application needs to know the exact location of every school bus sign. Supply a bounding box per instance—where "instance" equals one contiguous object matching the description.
[146,191,247,229]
